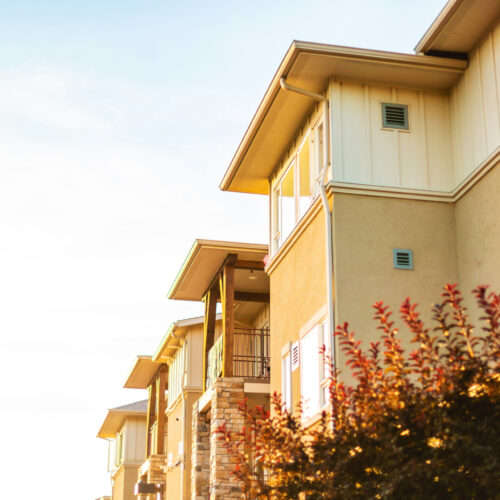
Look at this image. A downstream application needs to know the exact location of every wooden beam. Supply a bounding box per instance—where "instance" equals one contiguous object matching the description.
[234,291,270,303]
[202,286,218,391]
[221,259,235,377]
[145,378,157,458]
[155,366,168,455]
[234,260,266,271]
[202,253,237,300]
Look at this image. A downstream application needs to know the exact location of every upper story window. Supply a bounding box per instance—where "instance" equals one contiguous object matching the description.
[271,117,324,254]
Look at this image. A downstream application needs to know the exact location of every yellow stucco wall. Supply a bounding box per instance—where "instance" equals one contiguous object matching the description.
[112,465,139,500]
[165,390,200,499]
[455,165,500,320]
[333,193,459,383]
[269,207,327,401]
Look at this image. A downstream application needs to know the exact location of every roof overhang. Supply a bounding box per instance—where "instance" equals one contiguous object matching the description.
[415,0,500,54]
[123,355,158,389]
[168,239,268,301]
[97,402,147,439]
[153,315,222,363]
[219,41,467,194]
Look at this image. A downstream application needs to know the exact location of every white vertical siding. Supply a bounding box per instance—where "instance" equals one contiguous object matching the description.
[450,21,500,184]
[330,80,453,192]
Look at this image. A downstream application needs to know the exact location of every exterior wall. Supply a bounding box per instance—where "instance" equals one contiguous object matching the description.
[330,80,454,191]
[449,20,500,185]
[123,417,147,464]
[186,327,204,389]
[332,193,459,385]
[166,401,184,498]
[112,465,140,500]
[191,400,210,499]
[455,164,500,318]
[269,206,327,404]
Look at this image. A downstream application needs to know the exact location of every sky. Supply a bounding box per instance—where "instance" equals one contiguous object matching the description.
[0,1,447,498]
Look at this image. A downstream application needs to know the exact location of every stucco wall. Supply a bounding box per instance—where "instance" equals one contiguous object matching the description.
[455,164,500,319]
[333,193,459,384]
[269,207,327,401]
[112,465,138,500]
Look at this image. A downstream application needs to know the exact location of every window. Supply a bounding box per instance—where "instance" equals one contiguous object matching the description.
[281,349,292,411]
[300,319,332,420]
[115,431,124,467]
[271,119,324,254]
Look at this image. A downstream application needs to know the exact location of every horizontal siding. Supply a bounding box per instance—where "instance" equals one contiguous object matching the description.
[330,80,454,191]
[450,20,500,185]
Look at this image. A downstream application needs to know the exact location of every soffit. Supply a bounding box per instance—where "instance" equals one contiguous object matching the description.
[219,41,467,195]
[168,239,269,301]
[415,0,500,54]
[123,355,158,389]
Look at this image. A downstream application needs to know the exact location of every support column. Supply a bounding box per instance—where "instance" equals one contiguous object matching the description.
[220,256,236,377]
[202,287,218,391]
[155,365,168,454]
[209,378,244,500]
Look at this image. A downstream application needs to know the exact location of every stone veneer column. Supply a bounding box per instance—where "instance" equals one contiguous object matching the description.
[209,378,245,500]
[191,400,210,499]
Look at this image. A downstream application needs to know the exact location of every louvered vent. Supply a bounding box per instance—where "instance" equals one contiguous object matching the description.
[393,249,413,270]
[291,341,300,371]
[382,103,409,130]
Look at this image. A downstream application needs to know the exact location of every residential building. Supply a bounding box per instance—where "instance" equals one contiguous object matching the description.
[124,316,218,499]
[167,239,270,500]
[97,400,148,500]
[219,0,500,423]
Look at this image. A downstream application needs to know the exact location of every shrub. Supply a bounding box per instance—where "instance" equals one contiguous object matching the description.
[218,285,500,499]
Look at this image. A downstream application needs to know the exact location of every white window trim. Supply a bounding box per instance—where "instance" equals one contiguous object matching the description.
[281,342,292,411]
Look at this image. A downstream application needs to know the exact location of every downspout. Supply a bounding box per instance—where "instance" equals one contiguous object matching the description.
[279,78,335,343]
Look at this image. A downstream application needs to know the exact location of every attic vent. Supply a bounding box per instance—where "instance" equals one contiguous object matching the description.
[393,249,413,270]
[382,103,409,130]
[291,341,300,371]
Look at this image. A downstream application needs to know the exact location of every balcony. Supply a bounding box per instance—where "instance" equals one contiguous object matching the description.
[206,327,270,387]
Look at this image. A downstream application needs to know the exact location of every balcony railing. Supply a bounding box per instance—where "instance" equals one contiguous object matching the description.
[206,327,270,387]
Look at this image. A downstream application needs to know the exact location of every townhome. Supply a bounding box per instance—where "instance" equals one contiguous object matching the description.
[124,316,213,499]
[97,400,148,500]
[167,239,270,499]
[219,0,500,422]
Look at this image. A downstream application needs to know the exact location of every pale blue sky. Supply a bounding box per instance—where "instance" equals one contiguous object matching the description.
[0,1,446,498]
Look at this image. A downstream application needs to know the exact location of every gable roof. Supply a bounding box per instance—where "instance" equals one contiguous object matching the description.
[97,399,148,439]
[219,40,466,194]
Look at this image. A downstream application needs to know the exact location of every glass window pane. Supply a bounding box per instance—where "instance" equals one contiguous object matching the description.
[298,135,311,218]
[280,164,295,241]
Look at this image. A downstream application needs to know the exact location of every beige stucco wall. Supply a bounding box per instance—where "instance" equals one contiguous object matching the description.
[455,164,500,319]
[112,465,139,500]
[165,390,201,499]
[269,207,327,401]
[333,193,459,384]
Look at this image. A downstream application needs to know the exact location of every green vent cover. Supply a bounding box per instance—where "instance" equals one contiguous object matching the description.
[393,249,413,270]
[382,103,409,130]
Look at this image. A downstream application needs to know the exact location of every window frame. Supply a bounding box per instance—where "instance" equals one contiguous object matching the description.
[271,118,324,255]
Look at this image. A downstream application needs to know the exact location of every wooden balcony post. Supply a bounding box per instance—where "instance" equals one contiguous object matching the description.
[146,378,157,458]
[220,255,236,377]
[155,366,168,455]
[202,287,218,391]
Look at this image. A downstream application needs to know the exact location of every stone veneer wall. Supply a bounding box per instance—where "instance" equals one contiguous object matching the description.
[192,400,210,499]
[191,378,245,500]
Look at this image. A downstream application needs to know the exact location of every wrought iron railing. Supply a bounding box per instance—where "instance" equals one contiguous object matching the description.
[206,328,270,387]
[233,327,270,380]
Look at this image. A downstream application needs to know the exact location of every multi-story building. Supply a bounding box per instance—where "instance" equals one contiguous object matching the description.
[97,400,148,500]
[219,0,500,421]
[167,239,270,499]
[124,316,214,500]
